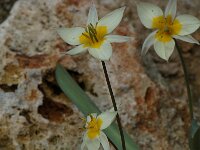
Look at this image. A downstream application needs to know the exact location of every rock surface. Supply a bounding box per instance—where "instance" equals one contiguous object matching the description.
[0,0,17,24]
[0,0,199,150]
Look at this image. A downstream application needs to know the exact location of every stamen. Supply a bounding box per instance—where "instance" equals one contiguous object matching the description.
[79,127,86,130]
[84,24,99,43]
[82,33,90,39]
[90,23,97,34]
[89,114,94,120]
[81,117,87,122]
[88,26,96,36]
[92,34,99,42]
[85,28,88,33]
[88,29,95,43]
[88,25,95,34]
[90,24,98,41]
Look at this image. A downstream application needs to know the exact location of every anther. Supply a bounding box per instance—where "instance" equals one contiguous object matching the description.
[82,33,90,39]
[88,25,98,42]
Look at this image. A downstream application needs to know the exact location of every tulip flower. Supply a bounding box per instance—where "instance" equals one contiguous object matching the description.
[57,4,130,61]
[81,109,117,150]
[137,0,200,60]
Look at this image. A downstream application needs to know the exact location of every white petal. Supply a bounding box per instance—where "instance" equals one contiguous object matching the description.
[165,0,177,20]
[98,7,125,33]
[108,107,115,112]
[142,31,156,55]
[176,15,200,35]
[105,35,131,43]
[87,4,98,26]
[97,111,117,130]
[154,39,175,61]
[86,138,100,150]
[100,132,110,150]
[65,45,87,55]
[81,133,87,150]
[88,42,112,61]
[173,35,199,45]
[137,2,163,29]
[86,113,97,123]
[57,27,84,45]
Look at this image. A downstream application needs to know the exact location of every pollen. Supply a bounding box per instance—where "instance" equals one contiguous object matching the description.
[86,115,103,140]
[152,15,182,42]
[79,24,107,48]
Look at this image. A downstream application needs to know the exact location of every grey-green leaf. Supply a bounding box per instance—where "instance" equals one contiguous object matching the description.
[189,119,200,150]
[55,64,139,150]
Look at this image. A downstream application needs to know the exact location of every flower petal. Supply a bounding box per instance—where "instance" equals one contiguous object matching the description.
[86,113,97,123]
[105,35,131,43]
[88,42,112,60]
[57,27,85,45]
[142,31,156,55]
[87,4,98,26]
[137,2,163,29]
[86,138,100,150]
[165,0,177,20]
[100,132,110,150]
[81,133,87,150]
[97,110,117,130]
[176,15,200,35]
[98,7,125,33]
[173,35,199,45]
[65,45,87,55]
[108,107,115,113]
[154,39,175,61]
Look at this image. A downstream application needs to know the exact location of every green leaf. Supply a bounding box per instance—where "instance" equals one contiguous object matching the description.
[189,119,200,150]
[55,64,139,150]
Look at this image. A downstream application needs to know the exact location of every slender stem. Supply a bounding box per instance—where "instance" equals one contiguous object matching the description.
[108,139,118,150]
[101,61,126,150]
[174,39,194,119]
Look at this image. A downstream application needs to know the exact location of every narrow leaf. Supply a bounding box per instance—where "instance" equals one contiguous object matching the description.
[55,64,139,150]
[189,119,200,150]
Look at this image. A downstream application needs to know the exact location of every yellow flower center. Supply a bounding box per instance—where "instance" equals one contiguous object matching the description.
[152,15,182,42]
[86,115,103,140]
[79,23,107,48]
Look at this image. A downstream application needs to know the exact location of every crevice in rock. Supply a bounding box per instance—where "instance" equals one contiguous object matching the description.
[90,84,98,97]
[0,0,18,24]
[38,69,73,123]
[41,69,62,96]
[0,84,18,92]
[67,69,100,98]
[67,69,86,90]
[19,109,32,123]
[41,68,86,96]
[38,97,73,123]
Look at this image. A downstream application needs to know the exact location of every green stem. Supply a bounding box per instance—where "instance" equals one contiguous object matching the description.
[101,61,126,150]
[174,39,194,119]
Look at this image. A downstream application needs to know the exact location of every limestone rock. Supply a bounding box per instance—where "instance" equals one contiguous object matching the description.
[0,0,199,149]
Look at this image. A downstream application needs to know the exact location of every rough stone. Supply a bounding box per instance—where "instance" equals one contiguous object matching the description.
[0,0,199,149]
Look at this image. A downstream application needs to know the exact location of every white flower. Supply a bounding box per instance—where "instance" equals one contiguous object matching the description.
[81,109,117,150]
[57,4,130,61]
[137,0,200,61]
